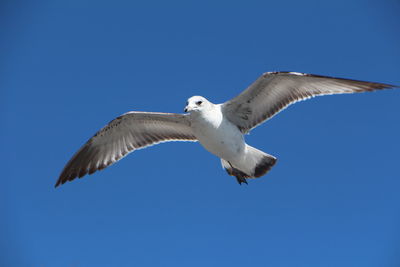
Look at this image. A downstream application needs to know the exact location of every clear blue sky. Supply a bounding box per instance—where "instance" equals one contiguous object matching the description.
[2,1,400,266]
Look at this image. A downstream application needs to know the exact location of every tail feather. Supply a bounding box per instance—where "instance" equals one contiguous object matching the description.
[253,154,277,177]
[221,145,277,184]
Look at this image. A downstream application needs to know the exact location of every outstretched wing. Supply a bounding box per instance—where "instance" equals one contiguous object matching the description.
[222,72,396,133]
[56,112,197,187]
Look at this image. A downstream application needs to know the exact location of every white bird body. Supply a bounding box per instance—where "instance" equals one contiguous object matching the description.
[56,71,397,187]
[189,102,244,162]
[184,96,277,184]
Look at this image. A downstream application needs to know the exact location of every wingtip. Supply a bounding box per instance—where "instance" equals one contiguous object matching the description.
[54,179,62,188]
[388,83,400,89]
[263,72,399,89]
[55,173,70,188]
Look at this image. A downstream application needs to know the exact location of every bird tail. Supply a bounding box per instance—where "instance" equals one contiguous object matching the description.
[221,145,277,185]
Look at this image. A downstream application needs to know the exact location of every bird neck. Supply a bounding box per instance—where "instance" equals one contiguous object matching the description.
[192,104,223,128]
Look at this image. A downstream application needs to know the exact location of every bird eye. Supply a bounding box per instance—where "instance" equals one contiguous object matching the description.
[196,101,203,105]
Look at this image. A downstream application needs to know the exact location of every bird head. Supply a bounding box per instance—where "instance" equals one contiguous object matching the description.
[184,96,210,113]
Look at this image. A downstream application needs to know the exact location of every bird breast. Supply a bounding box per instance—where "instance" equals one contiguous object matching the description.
[190,106,245,161]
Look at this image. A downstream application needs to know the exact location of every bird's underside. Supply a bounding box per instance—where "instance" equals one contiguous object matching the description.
[56,71,397,187]
[222,155,277,185]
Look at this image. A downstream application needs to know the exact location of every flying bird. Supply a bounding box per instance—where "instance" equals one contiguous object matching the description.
[56,72,397,187]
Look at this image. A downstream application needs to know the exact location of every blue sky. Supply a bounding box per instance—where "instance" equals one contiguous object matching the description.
[2,0,400,266]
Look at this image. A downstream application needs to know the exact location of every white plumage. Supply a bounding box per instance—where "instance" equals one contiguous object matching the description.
[56,72,396,187]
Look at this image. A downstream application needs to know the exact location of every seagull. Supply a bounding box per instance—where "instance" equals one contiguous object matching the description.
[56,72,397,187]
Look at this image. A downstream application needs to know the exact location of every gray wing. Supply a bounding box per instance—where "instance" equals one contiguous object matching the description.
[222,72,396,133]
[56,112,197,187]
